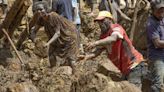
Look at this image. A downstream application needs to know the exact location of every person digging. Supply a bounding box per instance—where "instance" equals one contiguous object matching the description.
[79,11,147,89]
[30,2,79,70]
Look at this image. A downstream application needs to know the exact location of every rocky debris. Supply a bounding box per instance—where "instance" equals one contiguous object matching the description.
[97,59,122,81]
[0,68,28,92]
[7,61,21,72]
[118,81,142,92]
[7,82,39,92]
[33,39,48,58]
[72,73,109,92]
[80,12,100,42]
[0,48,13,66]
[0,47,143,92]
[54,66,73,75]
[0,1,152,92]
[34,66,73,92]
[72,72,141,92]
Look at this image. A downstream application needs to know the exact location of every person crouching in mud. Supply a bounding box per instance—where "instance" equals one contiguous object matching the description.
[30,2,79,69]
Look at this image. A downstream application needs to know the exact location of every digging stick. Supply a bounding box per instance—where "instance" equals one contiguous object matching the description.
[2,28,25,66]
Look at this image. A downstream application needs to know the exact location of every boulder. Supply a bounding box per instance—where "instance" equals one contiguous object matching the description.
[97,59,122,81]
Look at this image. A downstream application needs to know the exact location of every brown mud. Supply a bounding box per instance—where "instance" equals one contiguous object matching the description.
[0,0,153,92]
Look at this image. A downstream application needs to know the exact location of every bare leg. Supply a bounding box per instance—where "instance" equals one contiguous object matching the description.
[48,45,59,68]
[49,54,57,68]
[66,57,76,74]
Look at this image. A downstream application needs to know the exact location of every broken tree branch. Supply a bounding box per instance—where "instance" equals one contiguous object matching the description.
[130,0,142,41]
[107,0,116,23]
[143,0,150,10]
[116,7,132,21]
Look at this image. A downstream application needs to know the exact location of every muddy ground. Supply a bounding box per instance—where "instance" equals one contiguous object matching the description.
[0,48,143,92]
[0,0,153,92]
[0,12,151,92]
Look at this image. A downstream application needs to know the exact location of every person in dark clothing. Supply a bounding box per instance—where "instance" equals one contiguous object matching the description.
[52,0,74,21]
[146,1,164,92]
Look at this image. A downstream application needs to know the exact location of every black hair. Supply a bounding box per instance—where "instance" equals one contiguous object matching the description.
[32,1,49,13]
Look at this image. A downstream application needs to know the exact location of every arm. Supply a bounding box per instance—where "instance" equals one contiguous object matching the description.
[46,30,60,46]
[111,0,131,21]
[84,47,104,60]
[30,24,41,42]
[89,48,104,58]
[147,23,164,48]
[94,34,118,46]
[153,38,164,48]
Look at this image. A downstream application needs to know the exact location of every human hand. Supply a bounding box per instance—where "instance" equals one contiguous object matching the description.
[77,54,85,61]
[43,43,49,48]
[29,27,36,42]
[86,42,96,50]
[29,33,36,42]
[77,54,93,61]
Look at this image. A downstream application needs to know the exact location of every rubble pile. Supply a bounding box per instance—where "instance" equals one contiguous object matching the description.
[0,0,153,92]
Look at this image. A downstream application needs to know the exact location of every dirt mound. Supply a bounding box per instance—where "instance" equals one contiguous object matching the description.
[34,66,73,92]
[0,2,150,92]
[0,47,142,92]
[72,72,141,92]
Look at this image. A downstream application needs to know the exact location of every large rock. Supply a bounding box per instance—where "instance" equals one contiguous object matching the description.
[97,59,122,81]
[33,39,48,58]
